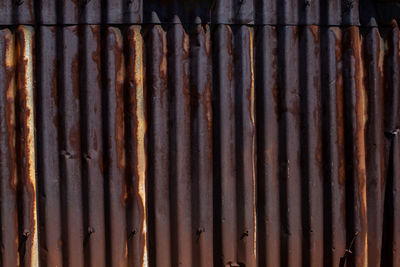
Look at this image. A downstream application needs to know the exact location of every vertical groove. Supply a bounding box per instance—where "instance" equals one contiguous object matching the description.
[0,28,19,267]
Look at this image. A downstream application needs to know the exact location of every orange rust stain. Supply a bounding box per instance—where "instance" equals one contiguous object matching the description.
[158,28,167,74]
[348,26,368,267]
[4,29,17,191]
[309,25,319,43]
[127,25,148,267]
[109,28,126,171]
[68,122,80,150]
[226,26,233,83]
[183,31,191,112]
[72,53,80,99]
[332,27,346,186]
[16,25,38,267]
[90,25,102,91]
[204,25,211,57]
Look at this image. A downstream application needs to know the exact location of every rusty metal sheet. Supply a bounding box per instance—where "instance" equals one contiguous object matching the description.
[3,0,400,26]
[2,18,400,267]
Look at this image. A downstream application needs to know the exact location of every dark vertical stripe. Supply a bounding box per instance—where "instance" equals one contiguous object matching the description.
[0,28,19,267]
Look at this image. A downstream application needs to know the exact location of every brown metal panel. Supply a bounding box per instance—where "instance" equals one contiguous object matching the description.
[36,26,63,267]
[59,25,84,267]
[0,28,19,267]
[2,9,400,267]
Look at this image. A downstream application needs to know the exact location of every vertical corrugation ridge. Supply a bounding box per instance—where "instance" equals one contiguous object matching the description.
[104,26,128,267]
[363,26,385,267]
[125,25,148,267]
[59,25,84,267]
[146,24,172,267]
[233,25,256,267]
[255,25,280,267]
[81,24,107,267]
[212,24,237,267]
[167,21,193,267]
[189,23,213,267]
[342,26,367,267]
[15,25,38,267]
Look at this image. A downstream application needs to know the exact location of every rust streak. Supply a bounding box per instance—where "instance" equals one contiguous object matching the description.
[16,25,38,267]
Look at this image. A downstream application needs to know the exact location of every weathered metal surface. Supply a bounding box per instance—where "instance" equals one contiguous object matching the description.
[1,0,400,25]
[1,11,400,267]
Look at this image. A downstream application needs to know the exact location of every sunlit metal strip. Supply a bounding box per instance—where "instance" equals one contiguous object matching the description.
[126,25,148,267]
[15,25,38,267]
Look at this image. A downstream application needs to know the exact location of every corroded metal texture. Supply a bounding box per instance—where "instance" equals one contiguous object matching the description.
[1,0,400,25]
[1,12,400,267]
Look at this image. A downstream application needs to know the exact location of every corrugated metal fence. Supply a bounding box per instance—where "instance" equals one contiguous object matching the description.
[1,1,400,267]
